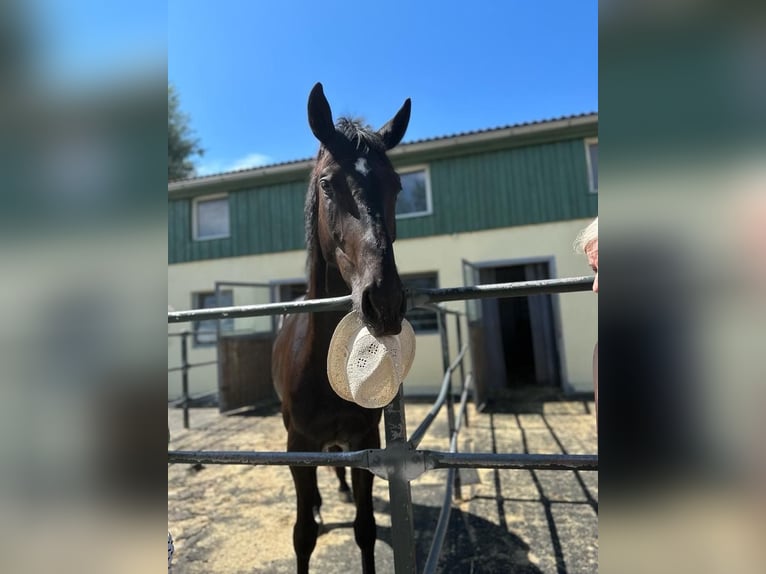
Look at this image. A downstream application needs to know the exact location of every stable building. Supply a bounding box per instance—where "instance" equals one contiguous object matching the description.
[168,113,598,410]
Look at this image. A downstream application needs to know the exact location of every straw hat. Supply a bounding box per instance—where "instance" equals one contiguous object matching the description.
[327,312,416,408]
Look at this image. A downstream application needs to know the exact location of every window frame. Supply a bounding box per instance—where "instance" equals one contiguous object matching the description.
[401,271,440,334]
[269,278,308,304]
[191,289,234,346]
[192,193,231,241]
[584,138,598,194]
[269,278,308,333]
[395,165,433,220]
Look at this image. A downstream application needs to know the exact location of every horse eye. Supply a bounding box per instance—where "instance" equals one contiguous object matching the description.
[319,179,332,195]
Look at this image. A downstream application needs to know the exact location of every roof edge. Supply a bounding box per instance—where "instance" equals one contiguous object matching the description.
[168,158,314,194]
[169,112,598,196]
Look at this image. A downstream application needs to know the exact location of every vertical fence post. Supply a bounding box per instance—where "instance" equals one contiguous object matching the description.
[437,311,455,435]
[437,311,462,501]
[454,313,468,429]
[181,331,190,430]
[383,387,417,574]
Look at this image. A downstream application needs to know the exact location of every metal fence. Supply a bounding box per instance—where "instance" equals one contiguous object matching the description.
[168,331,219,429]
[167,276,598,573]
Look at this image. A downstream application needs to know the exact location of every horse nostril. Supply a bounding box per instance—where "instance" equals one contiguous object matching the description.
[360,284,405,335]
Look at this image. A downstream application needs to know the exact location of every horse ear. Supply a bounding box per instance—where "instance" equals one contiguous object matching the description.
[308,82,336,147]
[378,98,411,150]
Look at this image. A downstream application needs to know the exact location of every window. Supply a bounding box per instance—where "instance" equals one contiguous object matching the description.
[271,280,308,332]
[276,281,307,303]
[402,273,439,333]
[585,138,598,193]
[192,290,233,345]
[193,194,230,240]
[396,167,432,218]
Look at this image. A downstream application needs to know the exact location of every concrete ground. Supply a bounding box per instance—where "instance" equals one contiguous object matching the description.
[168,397,597,573]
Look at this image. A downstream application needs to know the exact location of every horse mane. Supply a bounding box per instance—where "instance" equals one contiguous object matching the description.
[303,117,389,276]
[335,118,387,156]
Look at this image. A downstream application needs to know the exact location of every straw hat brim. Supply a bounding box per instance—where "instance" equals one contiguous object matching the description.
[327,312,416,405]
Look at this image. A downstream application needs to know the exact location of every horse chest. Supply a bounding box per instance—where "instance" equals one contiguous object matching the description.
[289,384,381,446]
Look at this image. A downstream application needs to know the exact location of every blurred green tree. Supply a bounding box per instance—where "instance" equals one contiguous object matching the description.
[168,84,203,181]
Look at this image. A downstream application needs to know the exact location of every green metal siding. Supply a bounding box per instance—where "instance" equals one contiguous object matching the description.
[168,180,306,264]
[168,138,597,264]
[395,138,596,240]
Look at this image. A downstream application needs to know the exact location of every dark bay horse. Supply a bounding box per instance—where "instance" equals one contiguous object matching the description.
[272,83,411,574]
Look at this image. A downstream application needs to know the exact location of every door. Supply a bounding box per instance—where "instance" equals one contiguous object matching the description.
[462,260,507,410]
[214,281,276,413]
[523,263,561,386]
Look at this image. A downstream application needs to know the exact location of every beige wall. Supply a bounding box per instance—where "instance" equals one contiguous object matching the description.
[168,219,597,400]
[168,250,307,401]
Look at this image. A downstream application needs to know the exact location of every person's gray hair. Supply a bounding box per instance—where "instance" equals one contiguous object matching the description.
[574,217,598,254]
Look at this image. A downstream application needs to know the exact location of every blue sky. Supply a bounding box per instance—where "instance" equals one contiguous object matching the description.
[30,0,166,85]
[170,1,597,175]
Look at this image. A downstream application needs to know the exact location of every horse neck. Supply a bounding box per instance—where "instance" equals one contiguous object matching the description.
[308,239,349,295]
[307,239,350,339]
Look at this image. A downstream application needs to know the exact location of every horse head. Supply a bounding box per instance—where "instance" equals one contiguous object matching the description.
[307,82,411,337]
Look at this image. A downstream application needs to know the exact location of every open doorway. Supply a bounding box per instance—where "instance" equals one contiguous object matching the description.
[495,265,537,386]
[464,259,563,407]
[494,263,561,388]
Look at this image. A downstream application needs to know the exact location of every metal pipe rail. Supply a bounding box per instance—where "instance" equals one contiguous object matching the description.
[167,359,218,373]
[422,302,463,316]
[168,294,352,323]
[168,449,370,468]
[167,449,597,472]
[167,330,215,336]
[417,275,593,305]
[168,391,217,408]
[408,344,469,449]
[429,452,598,471]
[167,276,594,324]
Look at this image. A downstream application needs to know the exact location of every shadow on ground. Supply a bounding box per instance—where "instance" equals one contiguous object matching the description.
[375,498,543,574]
[240,497,543,574]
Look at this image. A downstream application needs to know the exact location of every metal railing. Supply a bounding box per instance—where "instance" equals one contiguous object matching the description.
[167,275,597,572]
[167,276,592,323]
[168,330,218,429]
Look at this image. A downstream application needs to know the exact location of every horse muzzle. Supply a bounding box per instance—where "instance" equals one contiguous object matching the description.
[360,281,406,337]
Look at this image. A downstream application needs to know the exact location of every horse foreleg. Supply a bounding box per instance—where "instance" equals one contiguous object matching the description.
[351,467,377,574]
[290,465,320,574]
[335,467,353,502]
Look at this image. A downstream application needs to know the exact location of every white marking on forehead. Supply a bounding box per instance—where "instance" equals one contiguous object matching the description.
[355,157,370,176]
